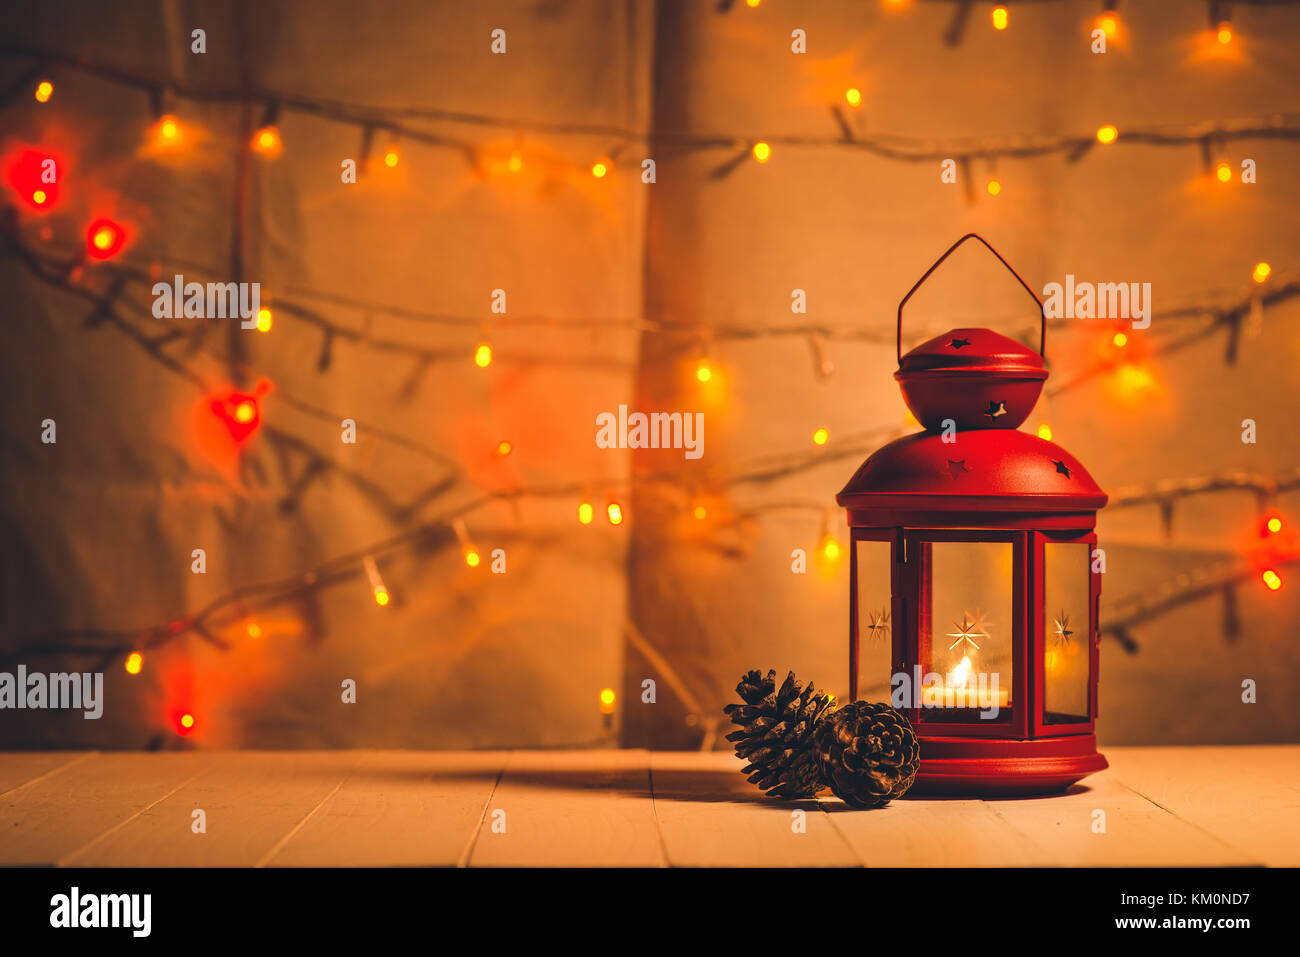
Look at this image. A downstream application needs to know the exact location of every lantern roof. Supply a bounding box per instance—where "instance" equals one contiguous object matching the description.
[837,428,1107,516]
[897,327,1046,378]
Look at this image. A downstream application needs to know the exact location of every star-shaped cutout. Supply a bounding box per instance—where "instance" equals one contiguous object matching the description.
[983,400,1007,420]
[946,610,991,651]
[946,459,969,479]
[1052,459,1072,478]
[948,337,972,349]
[864,606,890,645]
[1052,610,1074,646]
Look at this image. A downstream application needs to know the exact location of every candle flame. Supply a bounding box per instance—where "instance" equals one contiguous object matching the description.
[951,655,973,689]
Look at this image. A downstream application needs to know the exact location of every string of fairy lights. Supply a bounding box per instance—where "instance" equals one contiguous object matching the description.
[3,3,1300,739]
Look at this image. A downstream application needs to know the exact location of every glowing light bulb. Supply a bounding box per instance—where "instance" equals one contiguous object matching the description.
[812,427,830,446]
[507,150,523,173]
[155,114,181,146]
[696,362,712,383]
[578,502,594,525]
[1252,262,1271,284]
[34,80,53,103]
[1267,517,1283,534]
[599,688,617,713]
[256,307,272,332]
[234,400,256,424]
[474,343,493,368]
[987,178,1002,196]
[384,147,399,168]
[1037,423,1053,441]
[821,535,841,562]
[246,621,262,639]
[745,0,761,8]
[1096,124,1118,145]
[607,503,624,525]
[1113,331,1128,348]
[1098,14,1118,39]
[591,160,609,178]
[992,6,1008,30]
[1263,569,1281,590]
[178,713,196,734]
[752,141,772,164]
[1215,162,1232,183]
[464,547,481,568]
[693,505,707,520]
[374,586,390,606]
[497,440,512,456]
[1216,23,1232,45]
[252,125,281,155]
[85,218,126,260]
[124,652,143,675]
[845,87,862,108]
[32,189,46,205]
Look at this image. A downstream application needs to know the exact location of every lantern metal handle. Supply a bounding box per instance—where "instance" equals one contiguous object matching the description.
[896,233,1046,364]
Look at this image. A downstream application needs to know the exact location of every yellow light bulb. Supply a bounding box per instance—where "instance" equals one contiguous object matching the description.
[384,148,399,168]
[987,178,1002,196]
[1113,331,1128,348]
[745,0,761,7]
[1252,262,1271,284]
[374,587,390,606]
[1267,517,1283,533]
[1037,423,1053,441]
[1099,15,1118,39]
[607,503,624,525]
[93,228,114,250]
[821,535,841,562]
[752,141,772,164]
[591,160,609,178]
[578,502,594,525]
[32,190,46,205]
[246,621,262,638]
[1215,162,1232,183]
[465,548,481,568]
[1216,23,1232,45]
[1096,124,1118,145]
[599,687,617,708]
[252,125,281,155]
[256,307,272,332]
[992,6,1009,30]
[124,652,143,675]
[180,713,195,729]
[692,504,707,520]
[474,343,493,368]
[507,150,523,173]
[696,362,712,383]
[845,87,862,108]
[497,440,512,456]
[1263,569,1281,590]
[812,427,829,446]
[34,80,53,103]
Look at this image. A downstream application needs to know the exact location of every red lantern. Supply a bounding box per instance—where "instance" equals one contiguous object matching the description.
[839,235,1108,795]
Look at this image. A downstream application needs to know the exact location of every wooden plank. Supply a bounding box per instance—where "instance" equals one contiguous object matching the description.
[0,752,96,797]
[650,751,860,867]
[1104,745,1300,867]
[466,749,665,867]
[0,752,208,866]
[69,751,360,867]
[266,750,509,867]
[977,766,1258,866]
[825,793,1055,866]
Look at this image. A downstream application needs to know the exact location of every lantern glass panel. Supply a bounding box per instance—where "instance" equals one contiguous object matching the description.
[920,540,1013,721]
[1044,542,1091,724]
[855,539,893,701]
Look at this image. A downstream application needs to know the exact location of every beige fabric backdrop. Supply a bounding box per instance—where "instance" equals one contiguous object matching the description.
[2,0,1297,749]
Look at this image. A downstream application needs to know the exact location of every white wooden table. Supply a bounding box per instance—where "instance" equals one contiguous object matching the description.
[1,746,1295,866]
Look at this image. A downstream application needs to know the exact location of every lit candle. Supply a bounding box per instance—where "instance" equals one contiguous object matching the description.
[919,656,1011,708]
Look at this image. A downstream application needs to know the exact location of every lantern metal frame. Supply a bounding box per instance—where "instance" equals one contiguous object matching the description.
[840,234,1108,796]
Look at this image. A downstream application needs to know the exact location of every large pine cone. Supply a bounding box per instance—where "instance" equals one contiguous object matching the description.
[723,669,836,798]
[815,700,920,808]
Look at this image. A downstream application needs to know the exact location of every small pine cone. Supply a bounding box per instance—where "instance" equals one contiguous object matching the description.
[815,700,920,809]
[723,669,836,799]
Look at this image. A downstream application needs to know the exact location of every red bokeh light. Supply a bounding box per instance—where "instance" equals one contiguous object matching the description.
[6,148,61,211]
[85,218,127,259]
[208,379,272,444]
[175,711,197,736]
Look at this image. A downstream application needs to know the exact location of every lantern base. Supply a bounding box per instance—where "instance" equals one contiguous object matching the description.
[910,734,1107,797]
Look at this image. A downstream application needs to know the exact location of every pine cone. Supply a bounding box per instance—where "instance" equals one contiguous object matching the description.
[815,700,920,808]
[723,669,836,798]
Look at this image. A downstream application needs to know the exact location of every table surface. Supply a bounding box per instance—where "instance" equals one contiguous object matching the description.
[0,746,1295,867]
